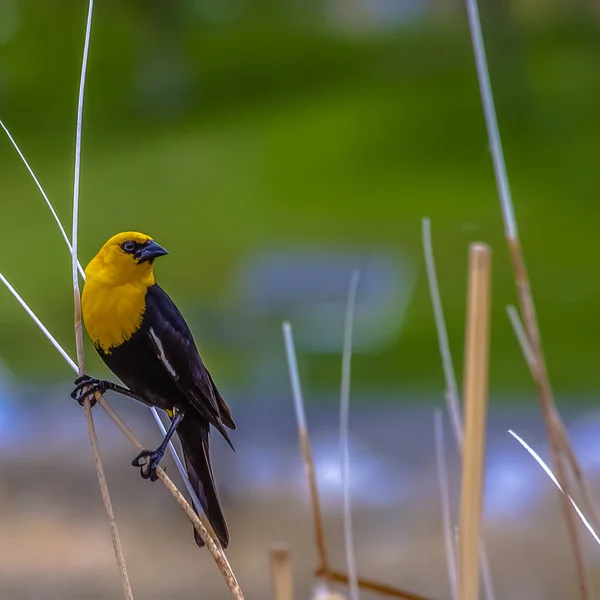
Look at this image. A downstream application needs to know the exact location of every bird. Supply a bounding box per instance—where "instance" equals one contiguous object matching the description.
[71,231,235,549]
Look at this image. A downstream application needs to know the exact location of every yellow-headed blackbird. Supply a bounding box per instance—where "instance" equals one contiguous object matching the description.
[71,231,235,549]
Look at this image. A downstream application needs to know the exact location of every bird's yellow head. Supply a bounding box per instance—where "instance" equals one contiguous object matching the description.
[85,231,169,287]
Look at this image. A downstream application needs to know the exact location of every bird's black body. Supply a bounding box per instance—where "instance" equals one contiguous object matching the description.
[96,284,235,548]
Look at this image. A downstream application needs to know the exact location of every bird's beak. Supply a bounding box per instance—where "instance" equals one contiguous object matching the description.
[136,240,169,263]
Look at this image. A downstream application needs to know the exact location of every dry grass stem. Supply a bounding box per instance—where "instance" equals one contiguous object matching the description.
[507,240,591,599]
[507,305,600,543]
[316,569,435,600]
[509,281,600,540]
[463,0,594,593]
[283,322,435,600]
[270,546,294,600]
[282,321,332,587]
[422,218,495,600]
[434,411,458,600]
[96,394,245,599]
[459,243,491,600]
[84,396,133,598]
[69,1,133,597]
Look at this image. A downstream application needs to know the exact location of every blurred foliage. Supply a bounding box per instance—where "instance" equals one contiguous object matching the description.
[1,1,600,399]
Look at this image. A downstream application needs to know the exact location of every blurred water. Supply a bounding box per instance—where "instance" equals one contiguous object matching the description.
[2,375,600,599]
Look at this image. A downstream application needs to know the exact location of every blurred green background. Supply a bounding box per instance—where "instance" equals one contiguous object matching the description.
[3,3,600,600]
[1,0,600,397]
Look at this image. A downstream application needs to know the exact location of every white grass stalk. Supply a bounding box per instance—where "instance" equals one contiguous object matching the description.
[71,0,94,290]
[509,430,600,547]
[282,320,331,584]
[340,270,360,600]
[283,322,308,432]
[434,410,459,600]
[505,305,535,370]
[422,217,463,443]
[463,0,517,240]
[0,272,78,372]
[0,122,86,279]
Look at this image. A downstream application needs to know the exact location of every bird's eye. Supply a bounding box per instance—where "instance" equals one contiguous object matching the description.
[122,241,136,253]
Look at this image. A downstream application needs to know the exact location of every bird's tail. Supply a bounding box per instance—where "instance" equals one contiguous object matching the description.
[177,413,229,549]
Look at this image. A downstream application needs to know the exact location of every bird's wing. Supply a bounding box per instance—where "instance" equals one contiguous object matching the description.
[142,284,235,447]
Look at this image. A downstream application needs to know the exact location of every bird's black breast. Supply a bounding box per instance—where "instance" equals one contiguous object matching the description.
[99,324,178,411]
[97,285,189,411]
[97,284,235,439]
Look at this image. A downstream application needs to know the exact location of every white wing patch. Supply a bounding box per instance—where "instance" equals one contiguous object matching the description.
[150,327,179,380]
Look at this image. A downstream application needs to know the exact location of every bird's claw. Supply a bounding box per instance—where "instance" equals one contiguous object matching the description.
[131,448,164,482]
[70,375,106,407]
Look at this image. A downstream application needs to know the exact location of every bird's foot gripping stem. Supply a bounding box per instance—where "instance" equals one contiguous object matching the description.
[70,375,108,407]
[131,448,165,482]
